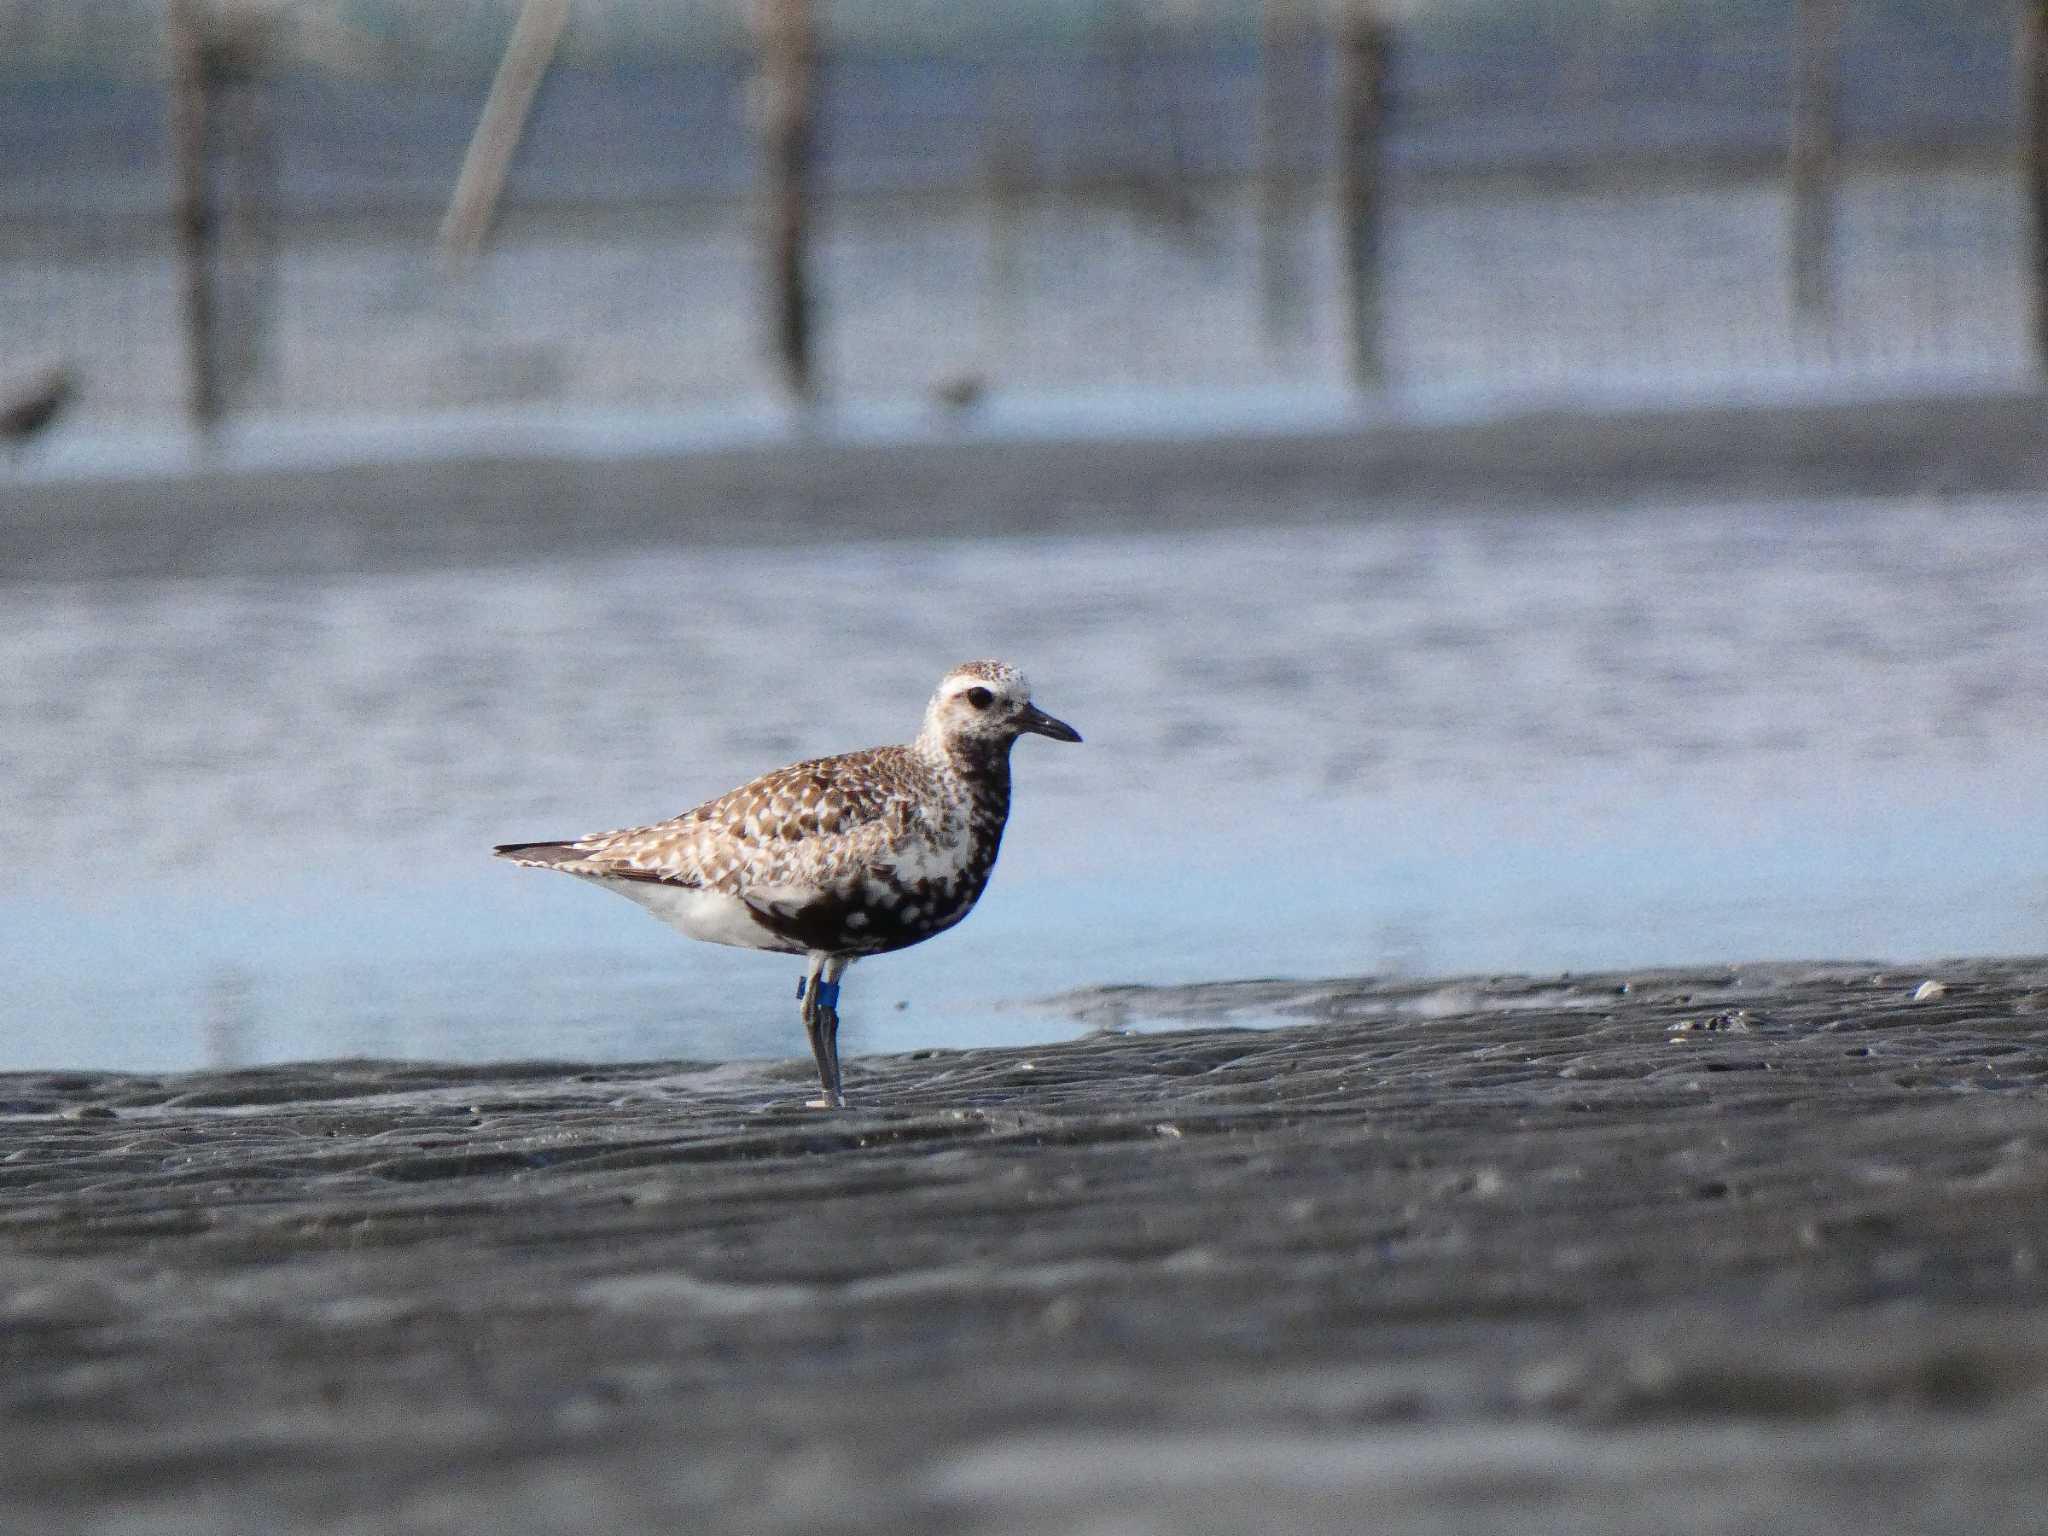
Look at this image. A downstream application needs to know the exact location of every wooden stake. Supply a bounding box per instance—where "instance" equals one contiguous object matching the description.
[1788,0,1843,328]
[752,0,818,401]
[169,0,222,430]
[2026,0,2048,370]
[436,0,571,269]
[1259,0,1310,345]
[1336,1,1391,389]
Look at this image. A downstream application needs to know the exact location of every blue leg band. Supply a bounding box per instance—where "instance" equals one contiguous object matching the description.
[798,977,842,1009]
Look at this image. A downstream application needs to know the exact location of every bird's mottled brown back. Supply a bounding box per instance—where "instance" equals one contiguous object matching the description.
[560,745,949,896]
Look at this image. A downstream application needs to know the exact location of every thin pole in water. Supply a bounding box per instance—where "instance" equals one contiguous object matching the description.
[435,0,571,270]
[752,0,819,403]
[168,0,221,432]
[1336,0,1391,391]
[1788,0,1844,333]
[1259,0,1311,347]
[2025,0,2048,372]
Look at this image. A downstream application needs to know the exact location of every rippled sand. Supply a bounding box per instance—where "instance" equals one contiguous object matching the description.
[6,957,2048,1532]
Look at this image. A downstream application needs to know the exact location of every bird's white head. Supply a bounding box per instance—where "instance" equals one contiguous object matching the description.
[919,659,1082,758]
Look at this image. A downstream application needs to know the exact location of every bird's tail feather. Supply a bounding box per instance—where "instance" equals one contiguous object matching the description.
[493,840,587,869]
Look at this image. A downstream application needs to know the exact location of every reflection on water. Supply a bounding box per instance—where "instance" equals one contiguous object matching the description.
[201,964,257,1069]
[5,493,2047,1070]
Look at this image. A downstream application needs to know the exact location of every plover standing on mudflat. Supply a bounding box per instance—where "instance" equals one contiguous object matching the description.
[494,660,1081,1107]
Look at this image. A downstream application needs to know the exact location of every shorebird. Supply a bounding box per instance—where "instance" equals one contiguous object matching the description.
[1,361,76,461]
[494,660,1080,1107]
[928,369,988,415]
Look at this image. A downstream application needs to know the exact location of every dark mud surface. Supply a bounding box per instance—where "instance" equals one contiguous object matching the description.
[7,957,2048,1534]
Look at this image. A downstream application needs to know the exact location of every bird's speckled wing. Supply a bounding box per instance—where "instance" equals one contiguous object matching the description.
[549,746,935,894]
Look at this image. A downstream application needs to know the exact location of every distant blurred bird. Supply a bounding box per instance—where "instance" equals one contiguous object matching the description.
[1,361,77,460]
[929,370,988,415]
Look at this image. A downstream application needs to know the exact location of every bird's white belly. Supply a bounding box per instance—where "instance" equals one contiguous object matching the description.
[582,875,798,954]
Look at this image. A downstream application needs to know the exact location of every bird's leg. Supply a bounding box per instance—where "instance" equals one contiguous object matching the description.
[816,956,849,1106]
[798,952,843,1110]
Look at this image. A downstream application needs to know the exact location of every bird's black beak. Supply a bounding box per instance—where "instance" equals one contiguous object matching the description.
[1017,703,1082,743]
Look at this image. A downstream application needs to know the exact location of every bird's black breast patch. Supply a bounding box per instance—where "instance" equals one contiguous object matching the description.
[744,872,987,957]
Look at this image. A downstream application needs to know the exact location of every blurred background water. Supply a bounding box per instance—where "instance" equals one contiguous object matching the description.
[4,0,2047,1070]
[0,0,2028,422]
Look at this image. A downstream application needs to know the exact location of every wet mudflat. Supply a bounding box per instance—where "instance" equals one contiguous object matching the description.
[6,957,2048,1534]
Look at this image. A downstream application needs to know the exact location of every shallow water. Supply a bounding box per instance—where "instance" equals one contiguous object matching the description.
[5,491,2048,1070]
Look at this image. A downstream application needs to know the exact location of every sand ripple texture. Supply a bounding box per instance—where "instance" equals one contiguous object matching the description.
[6,958,2048,1534]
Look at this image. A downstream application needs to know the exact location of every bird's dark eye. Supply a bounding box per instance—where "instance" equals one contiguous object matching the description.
[966,686,994,710]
